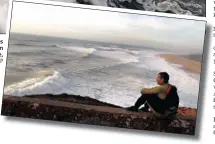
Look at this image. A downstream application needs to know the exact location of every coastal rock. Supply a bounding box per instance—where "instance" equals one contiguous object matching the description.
[70,0,205,16]
[76,0,93,5]
[155,0,193,15]
[1,94,196,135]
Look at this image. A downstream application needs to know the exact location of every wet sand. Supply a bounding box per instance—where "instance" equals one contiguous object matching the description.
[159,54,202,73]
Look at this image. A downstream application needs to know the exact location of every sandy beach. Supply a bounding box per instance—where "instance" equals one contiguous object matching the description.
[160,54,202,73]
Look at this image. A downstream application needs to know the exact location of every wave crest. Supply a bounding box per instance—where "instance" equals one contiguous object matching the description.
[57,45,97,56]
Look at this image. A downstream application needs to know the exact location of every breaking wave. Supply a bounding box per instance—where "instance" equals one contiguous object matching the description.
[57,45,97,55]
[4,70,69,96]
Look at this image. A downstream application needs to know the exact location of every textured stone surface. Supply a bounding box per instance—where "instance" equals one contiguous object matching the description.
[1,94,196,135]
[62,0,205,16]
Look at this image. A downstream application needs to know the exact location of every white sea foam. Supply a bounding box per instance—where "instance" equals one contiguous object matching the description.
[59,44,139,64]
[57,45,97,56]
[97,46,119,51]
[5,48,200,108]
[95,50,139,63]
[4,71,70,96]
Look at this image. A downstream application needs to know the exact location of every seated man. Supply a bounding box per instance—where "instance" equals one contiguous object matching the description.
[127,72,179,118]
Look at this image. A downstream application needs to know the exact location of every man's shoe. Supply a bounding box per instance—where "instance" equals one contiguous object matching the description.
[138,106,149,112]
[126,106,138,112]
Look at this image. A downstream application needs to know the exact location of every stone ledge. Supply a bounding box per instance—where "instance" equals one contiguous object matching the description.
[1,95,196,135]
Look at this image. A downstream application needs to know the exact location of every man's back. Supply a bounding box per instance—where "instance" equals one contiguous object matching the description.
[164,85,179,116]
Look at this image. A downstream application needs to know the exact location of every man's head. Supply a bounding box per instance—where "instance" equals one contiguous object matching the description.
[156,72,169,85]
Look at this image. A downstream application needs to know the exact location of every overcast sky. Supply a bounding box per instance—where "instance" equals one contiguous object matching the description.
[11,1,206,53]
[0,0,9,34]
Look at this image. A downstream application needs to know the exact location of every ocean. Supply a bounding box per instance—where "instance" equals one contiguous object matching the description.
[4,33,200,108]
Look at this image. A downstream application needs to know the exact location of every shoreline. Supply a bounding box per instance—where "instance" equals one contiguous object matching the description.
[159,54,202,74]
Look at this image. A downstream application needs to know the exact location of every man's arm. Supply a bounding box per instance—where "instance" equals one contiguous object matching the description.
[140,86,161,95]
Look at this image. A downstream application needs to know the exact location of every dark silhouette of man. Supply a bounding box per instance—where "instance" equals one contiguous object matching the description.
[127,72,179,118]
